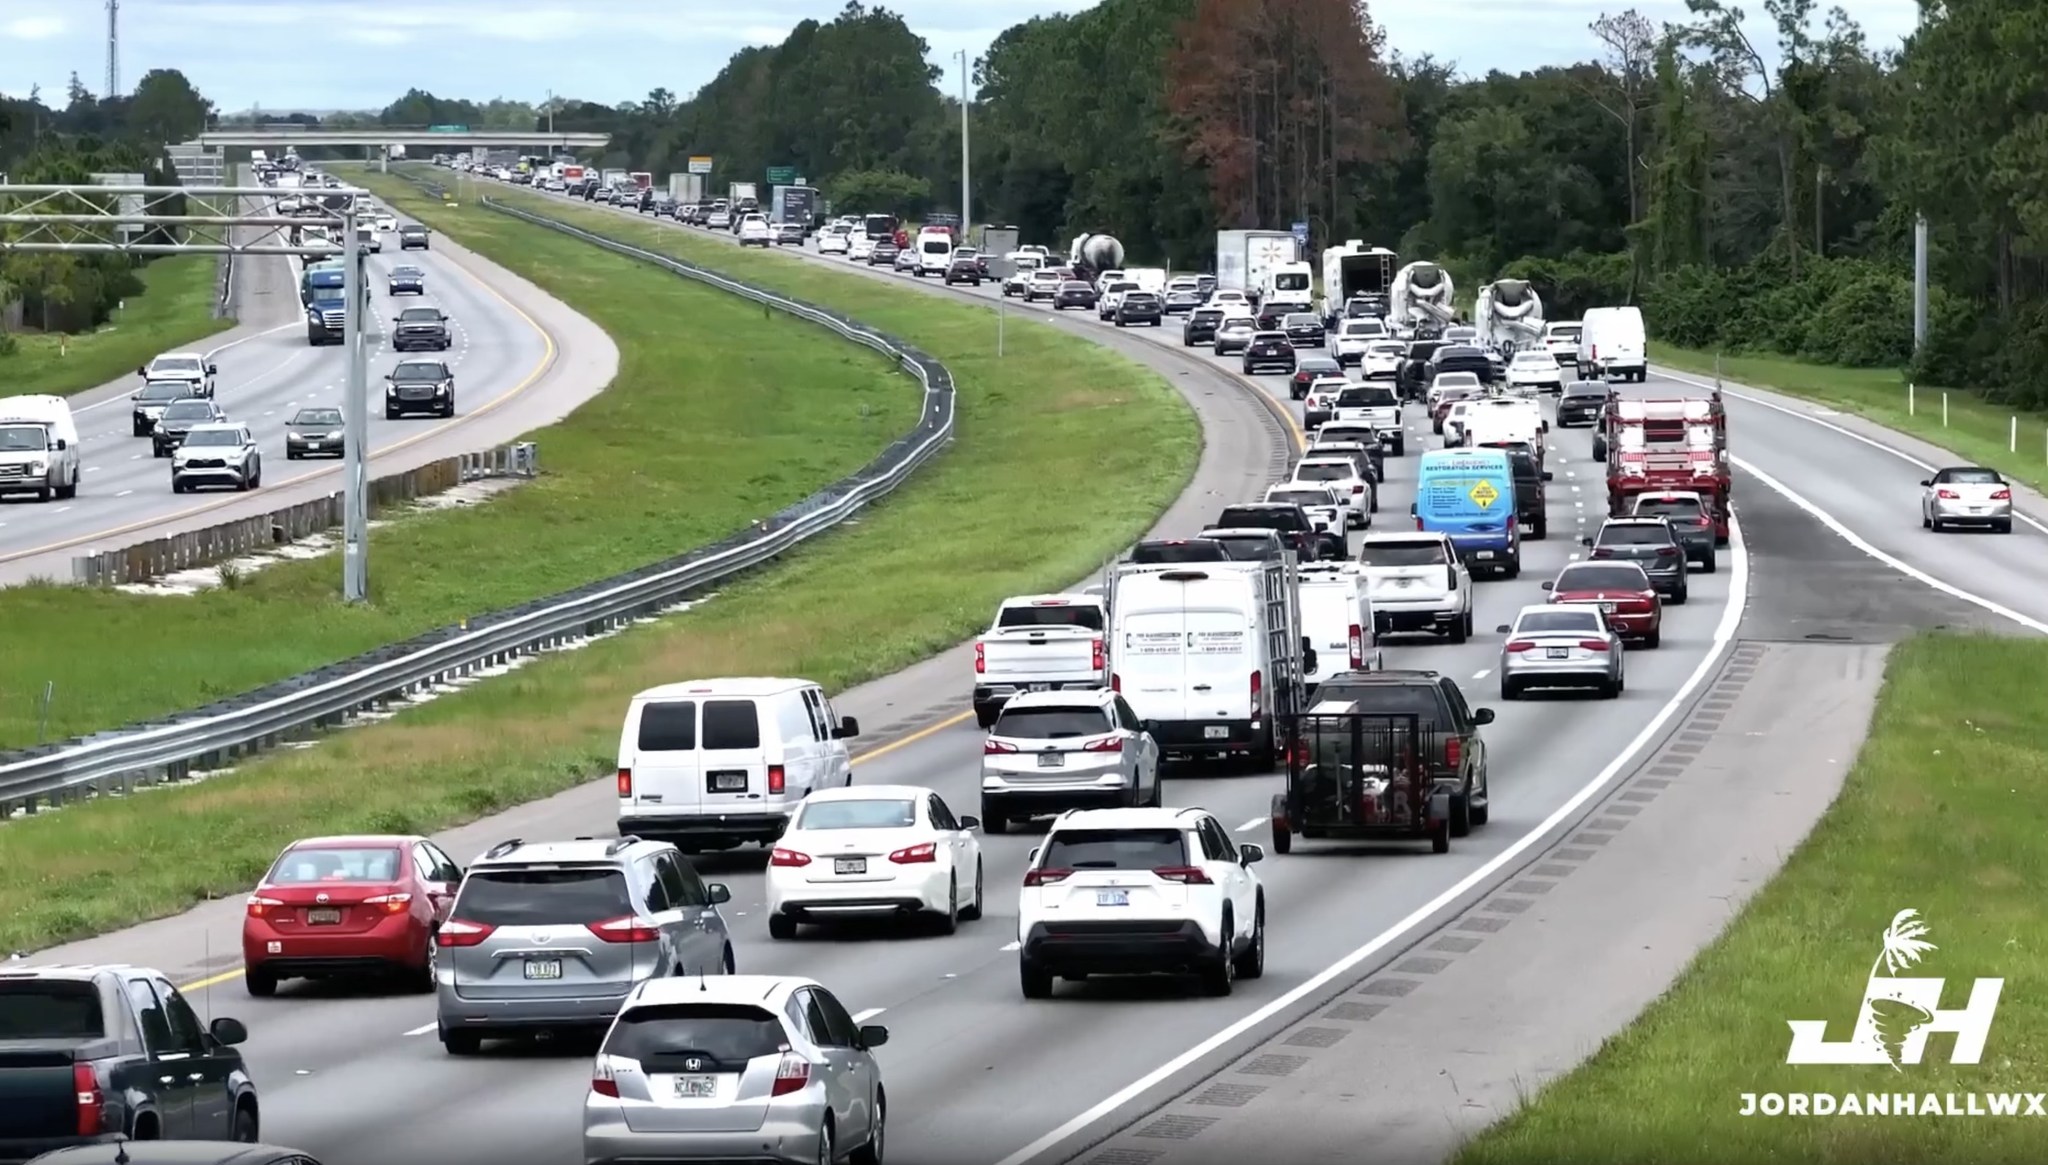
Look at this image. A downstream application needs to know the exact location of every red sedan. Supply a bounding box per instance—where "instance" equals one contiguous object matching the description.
[241,834,463,996]
[1544,560,1663,647]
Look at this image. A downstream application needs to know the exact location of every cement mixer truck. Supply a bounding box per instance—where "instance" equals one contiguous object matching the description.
[1390,261,1455,330]
[1068,233,1126,285]
[1475,279,1546,356]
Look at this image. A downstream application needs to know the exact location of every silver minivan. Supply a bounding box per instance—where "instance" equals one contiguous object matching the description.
[434,837,735,1055]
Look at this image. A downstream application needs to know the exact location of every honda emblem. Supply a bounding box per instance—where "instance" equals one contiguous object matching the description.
[315,893,329,904]
[685,1057,704,1071]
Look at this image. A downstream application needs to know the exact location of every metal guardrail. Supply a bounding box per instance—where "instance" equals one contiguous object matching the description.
[0,198,956,816]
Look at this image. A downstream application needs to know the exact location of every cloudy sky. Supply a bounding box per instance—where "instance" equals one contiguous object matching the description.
[2,1,1919,114]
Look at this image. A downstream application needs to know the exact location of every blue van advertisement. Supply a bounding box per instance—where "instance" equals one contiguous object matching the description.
[1415,449,1519,573]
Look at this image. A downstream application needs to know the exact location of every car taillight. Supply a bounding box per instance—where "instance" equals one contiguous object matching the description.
[1250,670,1263,717]
[245,894,284,918]
[1082,736,1123,752]
[587,915,661,943]
[1445,737,1462,768]
[74,1063,102,1136]
[1154,866,1212,884]
[616,767,633,797]
[1091,637,1105,671]
[1698,514,1713,527]
[591,1059,620,1098]
[1656,546,1679,556]
[1348,624,1364,668]
[1580,639,1611,651]
[1937,489,1960,499]
[772,1053,811,1097]
[767,764,785,794]
[984,739,1019,754]
[1591,547,1614,558]
[1352,483,1365,494]
[771,847,812,867]
[1416,515,1426,531]
[974,641,985,674]
[1505,640,1536,652]
[1110,673,1121,692]
[1023,867,1073,886]
[1992,488,2012,500]
[889,842,937,864]
[364,892,413,914]
[436,918,496,947]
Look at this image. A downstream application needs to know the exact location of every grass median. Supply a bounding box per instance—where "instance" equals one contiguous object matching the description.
[0,197,916,749]
[0,168,1200,952]
[1455,631,2048,1165]
[0,254,231,399]
[1653,342,2048,493]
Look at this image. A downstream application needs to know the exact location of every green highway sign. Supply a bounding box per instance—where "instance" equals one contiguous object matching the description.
[766,166,796,185]
[428,125,469,133]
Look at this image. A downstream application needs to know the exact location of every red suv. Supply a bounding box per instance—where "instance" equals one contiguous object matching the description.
[242,834,463,996]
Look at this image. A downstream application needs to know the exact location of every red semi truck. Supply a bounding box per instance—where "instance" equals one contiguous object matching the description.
[1597,396,1731,545]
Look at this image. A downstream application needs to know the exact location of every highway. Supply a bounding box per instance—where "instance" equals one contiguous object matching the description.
[32,182,2042,1165]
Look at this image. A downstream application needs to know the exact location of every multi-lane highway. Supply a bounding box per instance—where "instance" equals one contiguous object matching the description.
[32,181,2044,1165]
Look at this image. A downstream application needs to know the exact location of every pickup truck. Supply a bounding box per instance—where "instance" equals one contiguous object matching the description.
[972,594,1110,728]
[1331,383,1405,455]
[0,964,257,1158]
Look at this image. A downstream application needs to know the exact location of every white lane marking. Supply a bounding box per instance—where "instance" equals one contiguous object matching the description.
[1000,941,1021,952]
[1658,365,2048,536]
[115,489,132,498]
[851,1008,885,1023]
[1235,817,1265,833]
[403,1022,436,1036]
[75,320,304,415]
[1735,455,2048,634]
[1570,484,1581,493]
[991,518,1752,1165]
[1471,668,1490,679]
[129,453,141,461]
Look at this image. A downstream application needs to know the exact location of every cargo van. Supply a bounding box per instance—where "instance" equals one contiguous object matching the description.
[1578,306,1646,382]
[1413,448,1520,577]
[615,677,859,850]
[914,228,955,277]
[1297,563,1379,690]
[0,395,82,501]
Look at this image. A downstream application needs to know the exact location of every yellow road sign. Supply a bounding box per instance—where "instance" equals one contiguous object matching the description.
[1468,479,1500,508]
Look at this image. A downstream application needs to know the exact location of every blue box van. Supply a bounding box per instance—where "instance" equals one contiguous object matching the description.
[1413,448,1520,577]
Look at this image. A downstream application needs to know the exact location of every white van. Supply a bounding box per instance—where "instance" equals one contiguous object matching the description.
[1463,398,1547,462]
[1578,306,1646,382]
[914,229,955,277]
[1122,266,1168,295]
[615,677,859,851]
[0,395,82,502]
[1297,564,1379,689]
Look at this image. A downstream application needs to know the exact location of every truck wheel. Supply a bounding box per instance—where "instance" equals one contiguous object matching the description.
[1430,821,1451,854]
[1701,552,1717,574]
[1392,436,1406,456]
[1448,614,1468,645]
[1530,515,1547,540]
[1450,793,1473,838]
[981,801,1008,834]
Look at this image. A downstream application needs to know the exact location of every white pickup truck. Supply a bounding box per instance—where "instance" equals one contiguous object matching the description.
[972,594,1111,727]
[1331,382,1405,456]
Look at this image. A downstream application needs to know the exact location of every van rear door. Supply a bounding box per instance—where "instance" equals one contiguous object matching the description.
[626,699,703,815]
[1116,609,1189,723]
[1298,580,1361,684]
[1184,607,1255,719]
[698,699,771,809]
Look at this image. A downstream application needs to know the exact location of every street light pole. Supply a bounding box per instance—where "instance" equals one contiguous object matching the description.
[955,49,970,242]
[340,203,370,602]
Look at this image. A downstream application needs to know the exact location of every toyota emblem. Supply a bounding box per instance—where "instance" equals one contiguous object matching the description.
[685,1057,704,1071]
[532,933,551,944]
[314,893,329,904]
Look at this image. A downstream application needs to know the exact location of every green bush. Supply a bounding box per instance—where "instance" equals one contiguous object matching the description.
[1499,249,1634,322]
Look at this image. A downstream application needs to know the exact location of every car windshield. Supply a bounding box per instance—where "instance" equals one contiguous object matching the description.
[398,308,440,322]
[992,706,1112,740]
[293,408,344,426]
[1940,468,2002,484]
[0,425,47,452]
[266,845,401,883]
[996,603,1104,630]
[0,981,103,1040]
[393,266,422,277]
[1556,564,1650,591]
[795,798,917,831]
[184,428,241,447]
[1040,828,1187,870]
[1516,610,1602,635]
[1269,488,1334,506]
[401,226,425,235]
[455,867,633,925]
[1129,540,1229,563]
[394,362,445,380]
[138,381,188,400]
[163,402,213,420]
[1599,523,1672,546]
[1294,462,1353,482]
[1359,540,1448,567]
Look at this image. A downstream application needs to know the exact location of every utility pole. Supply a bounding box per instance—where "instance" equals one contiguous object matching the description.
[105,0,120,98]
[954,50,970,241]
[341,204,369,601]
[1913,214,1929,355]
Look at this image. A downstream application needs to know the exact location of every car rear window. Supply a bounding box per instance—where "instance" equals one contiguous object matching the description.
[1269,489,1333,507]
[1599,524,1672,546]
[1040,828,1187,870]
[266,847,403,884]
[997,604,1105,631]
[1564,382,1607,398]
[0,981,103,1039]
[1941,469,2001,484]
[1129,540,1229,564]
[1556,564,1650,590]
[992,707,1113,740]
[1517,610,1602,634]
[1218,506,1300,530]
[1314,682,1444,724]
[1319,427,1376,445]
[701,700,762,750]
[795,799,917,830]
[455,868,632,925]
[1635,498,1702,519]
[604,1003,786,1068]
[1208,535,1278,560]
[637,701,696,751]
[1294,462,1353,482]
[1359,541,1447,567]
[1337,386,1397,407]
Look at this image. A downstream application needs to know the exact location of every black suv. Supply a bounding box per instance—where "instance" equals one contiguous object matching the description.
[152,397,226,457]
[385,359,455,419]
[944,254,983,286]
[1242,333,1297,375]
[1116,291,1164,327]
[1282,313,1325,347]
[1476,441,1551,540]
[1212,503,1333,560]
[1306,669,1495,837]
[1583,517,1688,601]
[392,306,451,351]
[398,224,429,251]
[1397,340,1447,400]
[1193,527,1291,561]
[1127,537,1234,564]
[1427,344,1496,385]
[1256,300,1311,330]
[1054,281,1096,310]
[1556,379,1608,427]
[1183,306,1225,346]
[1630,491,1718,571]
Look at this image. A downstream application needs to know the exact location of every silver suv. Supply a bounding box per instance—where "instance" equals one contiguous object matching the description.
[434,836,735,1055]
[583,975,888,1165]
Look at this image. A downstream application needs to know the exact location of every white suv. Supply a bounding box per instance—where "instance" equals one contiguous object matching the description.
[1017,807,1266,998]
[1356,532,1474,642]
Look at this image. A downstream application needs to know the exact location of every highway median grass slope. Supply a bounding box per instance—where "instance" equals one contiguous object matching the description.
[0,166,1198,952]
[0,189,916,749]
[0,254,231,399]
[1456,631,2048,1165]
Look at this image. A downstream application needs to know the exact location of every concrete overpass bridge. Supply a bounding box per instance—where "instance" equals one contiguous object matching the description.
[197,128,611,149]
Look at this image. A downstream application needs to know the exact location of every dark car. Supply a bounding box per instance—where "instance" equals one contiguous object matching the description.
[151,398,225,457]
[284,405,345,459]
[1345,294,1390,320]
[1256,300,1311,331]
[943,255,983,285]
[1127,537,1234,565]
[1287,355,1344,400]
[1183,306,1225,346]
[1194,526,1291,562]
[397,224,429,250]
[1116,291,1164,327]
[868,240,900,266]
[1474,441,1551,540]
[1428,344,1496,385]
[384,359,454,419]
[1195,274,1217,298]
[391,306,451,352]
[1053,281,1097,310]
[1212,503,1329,561]
[386,264,425,295]
[1242,332,1298,375]
[130,379,191,437]
[23,1144,324,1164]
[1305,669,1494,836]
[1397,340,1447,400]
[1282,313,1325,348]
[1546,560,1663,646]
[1556,379,1607,427]
[775,221,806,244]
[1163,285,1203,313]
[648,198,674,217]
[1629,490,1718,570]
[1583,517,1688,602]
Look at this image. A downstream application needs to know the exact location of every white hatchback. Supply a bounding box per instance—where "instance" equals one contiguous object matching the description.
[817,229,849,254]
[766,784,984,938]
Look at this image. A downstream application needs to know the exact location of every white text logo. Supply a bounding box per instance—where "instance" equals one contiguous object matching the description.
[1786,909,2003,1069]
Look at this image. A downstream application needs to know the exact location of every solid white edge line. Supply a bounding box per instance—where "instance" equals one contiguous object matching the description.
[851,1008,885,1023]
[75,322,303,417]
[991,520,1752,1165]
[1657,365,2048,536]
[404,1022,436,1036]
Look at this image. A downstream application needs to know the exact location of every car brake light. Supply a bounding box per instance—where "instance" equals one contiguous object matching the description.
[1348,624,1364,668]
[1445,737,1462,768]
[587,915,661,943]
[1250,670,1263,717]
[1154,866,1212,884]
[1937,489,1960,499]
[771,847,812,867]
[1091,637,1105,671]
[1591,548,1614,559]
[1415,515,1425,531]
[1352,484,1365,494]
[771,1053,811,1097]
[74,1063,102,1136]
[364,892,413,914]
[245,894,284,918]
[592,1059,620,1098]
[984,739,1019,754]
[767,764,785,794]
[1082,736,1123,753]
[1023,867,1073,886]
[1580,639,1611,651]
[1110,672,1121,692]
[889,842,937,864]
[1656,546,1679,556]
[436,918,496,947]
[1505,640,1536,652]
[974,641,985,674]
[1992,488,2012,500]
[616,768,633,797]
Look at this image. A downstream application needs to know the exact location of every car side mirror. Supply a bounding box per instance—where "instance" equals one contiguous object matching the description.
[1541,471,1554,481]
[1239,843,1265,866]
[1540,580,1554,590]
[54,439,66,451]
[1495,624,1511,634]
[1472,708,1496,726]
[859,1024,890,1048]
[136,365,147,376]
[209,1017,249,1046]
[706,883,731,905]
[959,815,981,831]
[384,372,393,380]
[206,364,219,375]
[1409,503,1417,516]
[835,716,860,740]
[1579,536,1593,547]
[1027,846,1041,864]
[1302,647,1319,674]
[1918,479,1932,487]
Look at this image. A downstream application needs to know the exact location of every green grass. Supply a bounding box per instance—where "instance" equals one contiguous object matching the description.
[1455,632,2048,1165]
[0,254,232,399]
[1654,343,2048,493]
[0,167,1200,952]
[0,188,917,750]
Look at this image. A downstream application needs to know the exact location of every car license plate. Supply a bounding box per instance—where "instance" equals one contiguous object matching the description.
[1600,602,1617,614]
[1547,647,1569,660]
[1394,578,1412,588]
[709,771,747,792]
[1205,725,1230,739]
[1037,752,1065,767]
[834,857,866,875]
[673,1075,717,1099]
[1028,682,1052,692]
[523,959,562,980]
[307,907,341,925]
[1474,551,1495,559]
[1096,890,1129,907]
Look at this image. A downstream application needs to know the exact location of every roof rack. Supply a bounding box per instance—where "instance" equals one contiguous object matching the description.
[484,838,524,860]
[606,836,643,856]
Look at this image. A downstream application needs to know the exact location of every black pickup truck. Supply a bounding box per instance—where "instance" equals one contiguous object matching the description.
[391,306,451,352]
[0,965,257,1160]
[1303,669,1494,838]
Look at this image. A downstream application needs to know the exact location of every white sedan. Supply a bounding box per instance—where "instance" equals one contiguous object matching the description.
[1289,455,1372,528]
[737,215,772,246]
[1506,350,1564,395]
[1331,318,1388,365]
[817,230,851,255]
[376,214,397,233]
[1359,340,1408,380]
[766,783,984,938]
[850,234,876,261]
